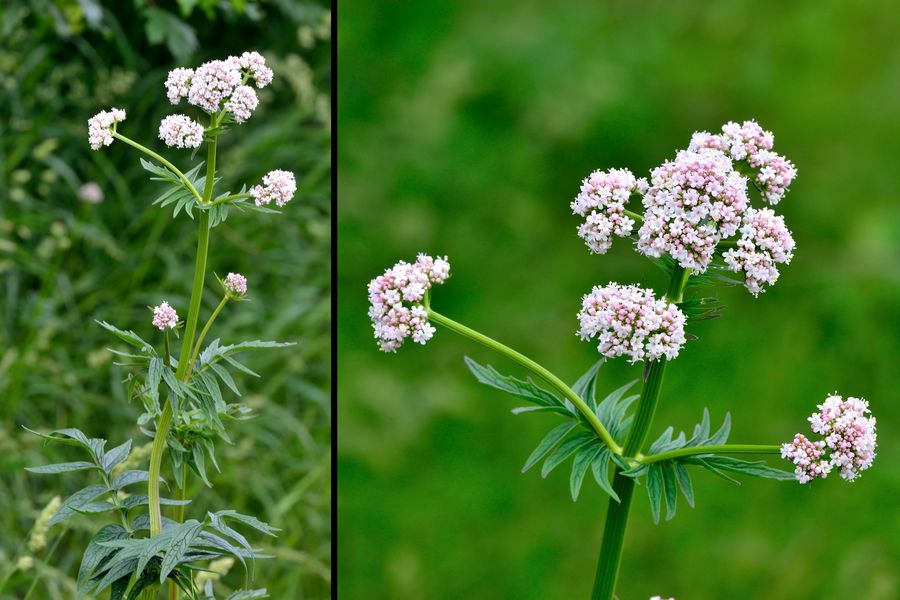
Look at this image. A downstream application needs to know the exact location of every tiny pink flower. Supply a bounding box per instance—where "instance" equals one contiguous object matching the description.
[88,108,126,150]
[164,68,193,104]
[224,272,248,296]
[368,254,451,352]
[251,170,297,207]
[224,85,259,123]
[577,283,687,363]
[723,208,795,296]
[152,301,179,331]
[158,115,205,149]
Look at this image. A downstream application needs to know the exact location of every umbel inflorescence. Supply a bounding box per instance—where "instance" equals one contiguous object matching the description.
[27,50,301,600]
[573,120,797,296]
[368,118,876,599]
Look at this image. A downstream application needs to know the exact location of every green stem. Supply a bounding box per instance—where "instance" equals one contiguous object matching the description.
[112,132,203,203]
[209,192,251,206]
[164,331,171,369]
[428,309,622,455]
[183,296,228,380]
[147,136,216,538]
[640,444,781,465]
[590,263,690,600]
[623,208,643,224]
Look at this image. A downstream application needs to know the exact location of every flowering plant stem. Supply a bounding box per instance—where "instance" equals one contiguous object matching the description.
[639,444,781,464]
[185,296,230,380]
[427,309,622,455]
[111,132,203,203]
[591,264,688,600]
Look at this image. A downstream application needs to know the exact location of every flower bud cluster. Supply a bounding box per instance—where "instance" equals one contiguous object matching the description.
[571,168,647,254]
[224,272,248,296]
[88,108,126,150]
[368,254,450,352]
[637,149,748,272]
[152,301,179,331]
[782,394,877,483]
[722,208,795,295]
[577,283,686,363]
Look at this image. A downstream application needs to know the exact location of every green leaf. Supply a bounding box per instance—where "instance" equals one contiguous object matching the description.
[102,440,133,474]
[674,462,695,508]
[227,590,269,600]
[148,357,163,407]
[26,461,97,475]
[97,321,153,352]
[661,461,678,521]
[214,510,280,537]
[541,432,593,478]
[50,484,109,526]
[464,357,566,409]
[78,524,129,589]
[159,520,204,582]
[590,448,619,502]
[570,443,603,501]
[646,465,663,524]
[112,470,158,490]
[192,442,213,487]
[73,500,117,515]
[707,412,731,445]
[571,358,604,410]
[694,456,795,481]
[521,422,576,473]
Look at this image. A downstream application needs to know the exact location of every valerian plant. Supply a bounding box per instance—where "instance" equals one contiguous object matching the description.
[368,121,878,599]
[25,52,299,600]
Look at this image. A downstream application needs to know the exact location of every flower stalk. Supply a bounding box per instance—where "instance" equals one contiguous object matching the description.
[428,309,623,455]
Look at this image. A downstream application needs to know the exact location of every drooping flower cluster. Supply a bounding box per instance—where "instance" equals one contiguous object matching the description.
[224,272,248,296]
[251,169,297,207]
[88,108,126,150]
[722,208,795,295]
[164,51,272,117]
[571,168,647,254]
[637,149,749,272]
[782,394,877,483]
[368,254,451,352]
[158,114,205,149]
[689,120,797,204]
[151,301,179,331]
[577,283,686,363]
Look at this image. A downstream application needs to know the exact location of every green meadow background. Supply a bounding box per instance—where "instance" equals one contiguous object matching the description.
[338,1,899,598]
[1,1,330,598]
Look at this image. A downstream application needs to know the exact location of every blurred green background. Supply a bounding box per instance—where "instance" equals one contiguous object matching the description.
[338,1,898,598]
[1,1,330,598]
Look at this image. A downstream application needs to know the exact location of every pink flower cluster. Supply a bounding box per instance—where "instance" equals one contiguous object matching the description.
[650,596,675,600]
[689,120,797,204]
[577,283,686,363]
[223,85,259,123]
[164,51,272,117]
[152,301,179,331]
[88,108,126,150]
[782,394,877,483]
[158,115,205,149]
[251,170,297,207]
[571,168,647,254]
[224,272,248,296]
[637,149,748,272]
[368,254,451,352]
[722,208,795,295]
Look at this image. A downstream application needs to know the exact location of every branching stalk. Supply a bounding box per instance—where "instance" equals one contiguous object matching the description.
[428,309,622,455]
[112,132,203,203]
[639,444,781,465]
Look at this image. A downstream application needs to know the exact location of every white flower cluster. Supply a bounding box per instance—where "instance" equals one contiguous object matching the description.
[637,149,749,272]
[577,283,686,363]
[722,208,795,295]
[689,119,797,205]
[571,168,647,254]
[164,51,272,119]
[368,254,451,352]
[782,394,877,483]
[158,114,205,149]
[87,108,126,150]
[251,169,297,207]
